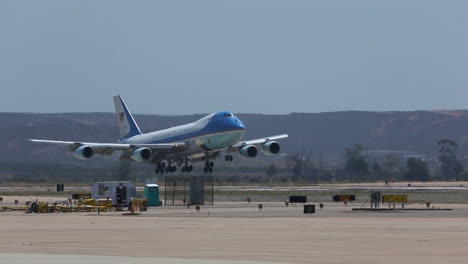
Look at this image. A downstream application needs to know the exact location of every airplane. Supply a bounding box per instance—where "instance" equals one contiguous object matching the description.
[30,95,288,174]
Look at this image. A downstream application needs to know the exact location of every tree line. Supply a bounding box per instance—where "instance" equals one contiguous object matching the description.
[277,139,467,182]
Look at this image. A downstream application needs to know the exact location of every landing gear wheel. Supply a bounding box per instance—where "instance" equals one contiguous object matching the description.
[189,165,193,172]
[209,161,214,168]
[209,167,213,173]
[155,167,164,174]
[204,167,208,173]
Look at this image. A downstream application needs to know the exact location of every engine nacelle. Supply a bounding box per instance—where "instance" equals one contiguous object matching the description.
[239,145,258,159]
[263,141,281,155]
[74,146,94,160]
[131,147,152,162]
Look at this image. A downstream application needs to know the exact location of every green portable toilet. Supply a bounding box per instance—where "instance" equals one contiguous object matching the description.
[144,184,161,206]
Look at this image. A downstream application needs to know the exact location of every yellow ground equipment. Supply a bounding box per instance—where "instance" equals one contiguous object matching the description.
[1,205,28,212]
[28,201,52,213]
[26,197,113,213]
[129,198,148,214]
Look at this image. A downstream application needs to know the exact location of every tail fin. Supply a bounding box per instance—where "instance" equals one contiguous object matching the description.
[113,95,142,139]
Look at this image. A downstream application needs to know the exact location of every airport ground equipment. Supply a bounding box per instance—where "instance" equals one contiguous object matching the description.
[78,197,112,208]
[28,201,52,213]
[144,184,161,206]
[289,196,307,204]
[1,205,28,212]
[71,193,91,200]
[26,197,113,213]
[303,204,315,215]
[128,198,148,214]
[91,181,136,207]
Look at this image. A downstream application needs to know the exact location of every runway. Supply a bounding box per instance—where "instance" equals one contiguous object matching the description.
[1,200,468,263]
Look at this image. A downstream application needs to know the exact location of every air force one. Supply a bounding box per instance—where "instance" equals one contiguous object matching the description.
[30,96,288,174]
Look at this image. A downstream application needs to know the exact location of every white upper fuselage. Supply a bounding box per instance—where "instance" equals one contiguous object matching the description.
[121,111,246,154]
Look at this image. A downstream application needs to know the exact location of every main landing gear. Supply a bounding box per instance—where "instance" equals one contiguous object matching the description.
[154,158,215,174]
[204,160,214,173]
[155,162,177,175]
[181,159,193,173]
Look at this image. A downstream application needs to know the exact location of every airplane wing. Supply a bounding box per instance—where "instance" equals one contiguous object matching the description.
[183,134,289,163]
[29,139,187,155]
[231,134,288,148]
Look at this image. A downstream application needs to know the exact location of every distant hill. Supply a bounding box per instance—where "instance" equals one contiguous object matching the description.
[1,110,468,164]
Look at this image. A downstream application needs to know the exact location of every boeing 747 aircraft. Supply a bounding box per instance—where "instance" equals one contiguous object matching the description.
[30,96,288,174]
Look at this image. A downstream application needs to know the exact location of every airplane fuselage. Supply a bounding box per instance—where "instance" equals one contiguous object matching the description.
[121,111,246,156]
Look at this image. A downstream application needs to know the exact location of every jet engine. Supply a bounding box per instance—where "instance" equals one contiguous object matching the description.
[239,145,258,158]
[131,147,152,162]
[74,146,94,159]
[263,141,281,155]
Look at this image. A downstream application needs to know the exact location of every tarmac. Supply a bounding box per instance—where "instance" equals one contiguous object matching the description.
[1,195,468,263]
[0,253,280,264]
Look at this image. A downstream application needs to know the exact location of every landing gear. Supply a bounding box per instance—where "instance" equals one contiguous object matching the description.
[181,158,193,173]
[224,154,233,162]
[204,160,214,173]
[155,162,176,174]
[182,165,193,173]
[155,162,166,175]
[165,166,177,173]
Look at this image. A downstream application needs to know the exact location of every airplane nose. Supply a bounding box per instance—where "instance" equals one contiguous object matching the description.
[235,119,246,130]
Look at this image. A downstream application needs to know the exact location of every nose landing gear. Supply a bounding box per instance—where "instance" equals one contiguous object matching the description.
[224,154,233,162]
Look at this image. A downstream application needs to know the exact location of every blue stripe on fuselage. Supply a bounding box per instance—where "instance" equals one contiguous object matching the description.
[149,129,245,144]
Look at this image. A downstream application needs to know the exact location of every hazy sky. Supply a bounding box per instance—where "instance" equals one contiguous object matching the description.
[1,1,467,115]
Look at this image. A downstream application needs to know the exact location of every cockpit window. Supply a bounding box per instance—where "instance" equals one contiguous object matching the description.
[224,113,235,117]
